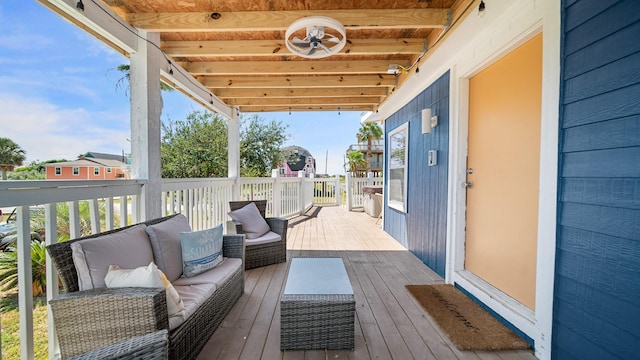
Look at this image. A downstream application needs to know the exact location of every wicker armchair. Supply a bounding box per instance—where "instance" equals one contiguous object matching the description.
[69,330,168,360]
[228,200,288,270]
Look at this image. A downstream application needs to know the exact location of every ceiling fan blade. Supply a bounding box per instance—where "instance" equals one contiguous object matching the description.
[307,47,318,56]
[291,37,311,48]
[325,35,341,43]
[319,42,332,54]
[292,41,311,48]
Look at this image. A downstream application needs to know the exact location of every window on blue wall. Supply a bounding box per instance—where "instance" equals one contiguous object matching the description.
[388,123,408,212]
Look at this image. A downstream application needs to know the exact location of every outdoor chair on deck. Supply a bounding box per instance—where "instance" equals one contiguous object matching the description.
[228,200,287,270]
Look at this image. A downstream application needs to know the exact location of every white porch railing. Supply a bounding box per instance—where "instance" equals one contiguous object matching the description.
[345,173,384,210]
[0,174,379,359]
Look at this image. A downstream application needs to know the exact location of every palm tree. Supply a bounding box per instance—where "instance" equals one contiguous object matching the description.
[0,241,48,297]
[356,123,383,173]
[115,64,175,94]
[345,150,366,176]
[0,137,27,180]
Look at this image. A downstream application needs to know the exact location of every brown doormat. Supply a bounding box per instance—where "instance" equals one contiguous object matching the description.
[406,284,530,351]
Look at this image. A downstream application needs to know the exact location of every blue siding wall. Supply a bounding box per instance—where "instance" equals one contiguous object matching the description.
[384,71,449,277]
[555,1,640,359]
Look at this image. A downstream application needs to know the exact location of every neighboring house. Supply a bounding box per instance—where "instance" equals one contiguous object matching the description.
[374,1,640,359]
[45,154,129,180]
[345,139,384,177]
[276,146,316,178]
[82,151,130,163]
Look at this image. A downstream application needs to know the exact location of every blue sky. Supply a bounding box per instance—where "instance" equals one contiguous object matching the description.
[0,1,364,176]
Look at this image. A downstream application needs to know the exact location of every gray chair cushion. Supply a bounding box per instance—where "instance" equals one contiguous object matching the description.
[146,214,192,282]
[227,202,270,239]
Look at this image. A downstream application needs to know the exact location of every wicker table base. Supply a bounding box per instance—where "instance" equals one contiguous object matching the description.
[280,258,355,350]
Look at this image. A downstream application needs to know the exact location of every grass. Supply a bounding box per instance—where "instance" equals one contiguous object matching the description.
[1,293,49,359]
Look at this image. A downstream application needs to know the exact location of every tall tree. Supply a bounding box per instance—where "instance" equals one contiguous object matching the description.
[161,110,229,178]
[240,115,289,177]
[0,137,27,180]
[356,122,383,173]
[160,110,289,178]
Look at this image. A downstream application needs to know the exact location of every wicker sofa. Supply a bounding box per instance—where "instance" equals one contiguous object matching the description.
[47,214,245,360]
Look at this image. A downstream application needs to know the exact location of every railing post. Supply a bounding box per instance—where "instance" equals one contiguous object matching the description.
[346,173,353,211]
[45,203,60,359]
[17,206,34,360]
[298,178,305,215]
[68,201,81,239]
[272,174,282,217]
[335,176,341,206]
[88,198,100,233]
[367,172,374,186]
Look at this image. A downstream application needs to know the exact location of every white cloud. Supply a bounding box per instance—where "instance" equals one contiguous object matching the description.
[0,93,130,163]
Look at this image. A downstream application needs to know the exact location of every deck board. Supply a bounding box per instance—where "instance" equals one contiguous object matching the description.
[197,206,536,360]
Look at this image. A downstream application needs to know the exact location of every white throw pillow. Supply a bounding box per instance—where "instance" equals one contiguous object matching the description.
[227,202,270,239]
[105,262,185,317]
[180,224,224,278]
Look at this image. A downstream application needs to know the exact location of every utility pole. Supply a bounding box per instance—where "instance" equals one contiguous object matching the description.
[325,150,328,175]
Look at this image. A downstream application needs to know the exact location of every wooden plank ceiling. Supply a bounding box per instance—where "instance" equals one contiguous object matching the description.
[102,0,471,113]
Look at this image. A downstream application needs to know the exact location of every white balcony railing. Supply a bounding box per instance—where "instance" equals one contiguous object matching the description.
[0,174,380,359]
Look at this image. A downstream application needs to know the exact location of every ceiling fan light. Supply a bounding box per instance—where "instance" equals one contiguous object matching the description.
[285,16,346,59]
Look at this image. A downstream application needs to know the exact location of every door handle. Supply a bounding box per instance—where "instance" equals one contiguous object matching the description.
[462,181,473,188]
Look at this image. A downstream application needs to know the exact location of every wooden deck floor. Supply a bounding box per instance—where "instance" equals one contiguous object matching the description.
[197,206,537,360]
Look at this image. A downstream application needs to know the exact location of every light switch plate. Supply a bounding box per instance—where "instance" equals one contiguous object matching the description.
[428,150,437,166]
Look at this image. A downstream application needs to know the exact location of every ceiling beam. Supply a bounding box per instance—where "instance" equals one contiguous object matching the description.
[225,96,381,107]
[202,74,397,88]
[213,87,389,99]
[239,105,373,112]
[183,60,403,75]
[161,38,426,57]
[127,9,449,32]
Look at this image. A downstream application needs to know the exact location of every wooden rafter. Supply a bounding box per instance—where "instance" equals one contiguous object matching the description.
[91,0,468,113]
[127,9,449,32]
[183,60,405,76]
[201,74,397,89]
[213,87,389,99]
[161,38,426,57]
[225,96,381,106]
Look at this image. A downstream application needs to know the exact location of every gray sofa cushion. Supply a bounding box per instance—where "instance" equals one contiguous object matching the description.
[70,224,153,290]
[146,214,192,282]
[173,258,242,287]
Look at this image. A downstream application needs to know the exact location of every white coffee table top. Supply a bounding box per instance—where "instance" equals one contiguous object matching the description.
[283,257,353,295]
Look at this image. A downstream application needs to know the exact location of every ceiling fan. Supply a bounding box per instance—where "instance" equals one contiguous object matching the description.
[285,16,346,59]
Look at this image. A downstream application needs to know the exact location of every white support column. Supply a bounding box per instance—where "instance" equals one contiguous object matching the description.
[130,31,163,221]
[45,203,60,359]
[17,206,34,360]
[228,109,241,200]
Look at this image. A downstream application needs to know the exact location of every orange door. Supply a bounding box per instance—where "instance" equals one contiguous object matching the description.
[465,34,542,309]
